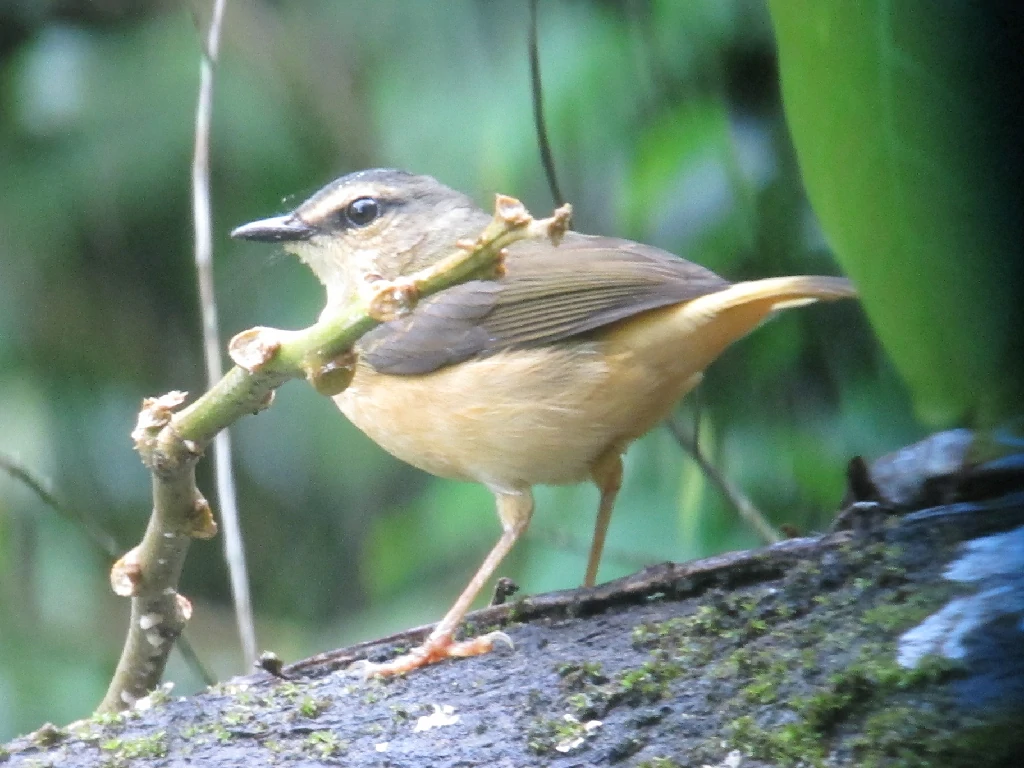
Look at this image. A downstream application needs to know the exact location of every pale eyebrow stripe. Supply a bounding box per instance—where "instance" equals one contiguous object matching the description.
[301,189,403,224]
[301,193,350,221]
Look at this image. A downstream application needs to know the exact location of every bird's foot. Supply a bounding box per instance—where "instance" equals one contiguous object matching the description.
[349,630,514,678]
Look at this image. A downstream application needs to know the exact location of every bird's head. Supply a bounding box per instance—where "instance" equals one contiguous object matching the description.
[231,169,488,306]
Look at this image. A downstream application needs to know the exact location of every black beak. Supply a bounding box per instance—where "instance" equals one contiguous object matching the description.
[230,214,317,242]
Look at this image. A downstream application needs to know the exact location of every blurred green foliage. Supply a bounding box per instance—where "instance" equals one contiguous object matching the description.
[770,0,1024,427]
[6,0,1007,740]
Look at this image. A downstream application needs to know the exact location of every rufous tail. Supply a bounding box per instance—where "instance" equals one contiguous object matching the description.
[679,275,856,326]
[727,275,857,310]
[604,275,857,378]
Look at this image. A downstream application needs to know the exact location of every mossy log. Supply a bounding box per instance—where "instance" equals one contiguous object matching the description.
[4,431,1023,767]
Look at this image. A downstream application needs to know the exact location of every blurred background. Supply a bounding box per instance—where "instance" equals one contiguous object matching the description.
[1,0,1018,740]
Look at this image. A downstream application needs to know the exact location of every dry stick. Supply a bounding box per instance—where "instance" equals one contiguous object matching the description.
[190,0,257,669]
[96,196,573,713]
[665,416,782,544]
[528,0,564,208]
[0,454,216,686]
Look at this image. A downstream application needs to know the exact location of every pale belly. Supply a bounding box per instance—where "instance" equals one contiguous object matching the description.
[335,335,702,491]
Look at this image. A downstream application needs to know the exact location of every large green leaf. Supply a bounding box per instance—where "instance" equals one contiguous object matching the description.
[769,2,1022,426]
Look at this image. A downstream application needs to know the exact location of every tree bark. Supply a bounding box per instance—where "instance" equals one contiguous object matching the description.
[5,431,1023,767]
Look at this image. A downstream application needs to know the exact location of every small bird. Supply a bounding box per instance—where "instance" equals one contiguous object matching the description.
[232,169,856,675]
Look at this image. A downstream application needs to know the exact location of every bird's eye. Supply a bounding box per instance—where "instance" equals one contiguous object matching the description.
[345,197,380,227]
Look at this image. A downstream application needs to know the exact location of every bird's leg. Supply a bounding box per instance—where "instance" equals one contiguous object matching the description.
[584,451,624,587]
[353,489,534,677]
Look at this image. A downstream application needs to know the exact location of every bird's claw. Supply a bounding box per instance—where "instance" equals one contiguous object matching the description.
[345,630,514,679]
[482,630,514,651]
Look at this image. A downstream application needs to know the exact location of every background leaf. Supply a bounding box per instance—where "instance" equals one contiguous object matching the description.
[769,0,1024,426]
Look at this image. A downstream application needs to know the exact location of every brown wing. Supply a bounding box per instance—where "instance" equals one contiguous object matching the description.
[358,233,730,375]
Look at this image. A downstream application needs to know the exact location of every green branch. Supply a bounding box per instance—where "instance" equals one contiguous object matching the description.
[97,196,571,713]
